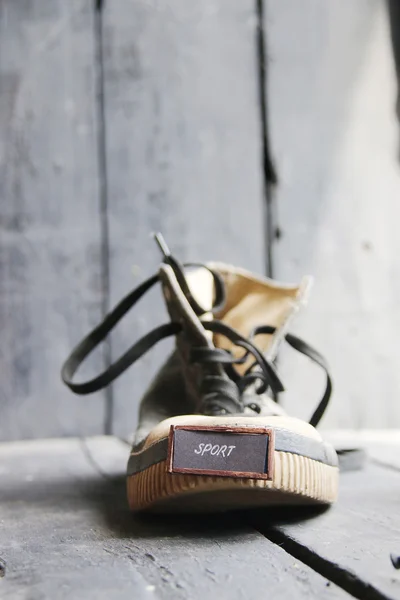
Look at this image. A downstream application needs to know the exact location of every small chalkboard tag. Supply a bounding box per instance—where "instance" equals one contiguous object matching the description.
[168,426,274,480]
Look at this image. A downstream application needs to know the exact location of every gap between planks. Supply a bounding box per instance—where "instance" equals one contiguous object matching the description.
[84,435,400,600]
[0,435,349,599]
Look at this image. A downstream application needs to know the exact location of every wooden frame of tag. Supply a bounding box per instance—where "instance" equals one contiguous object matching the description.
[167,425,275,480]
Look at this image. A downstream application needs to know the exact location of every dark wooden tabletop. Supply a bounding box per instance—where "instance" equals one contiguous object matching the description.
[1,433,399,599]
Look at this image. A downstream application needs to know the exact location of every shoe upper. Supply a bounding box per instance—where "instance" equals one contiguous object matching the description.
[61,235,332,448]
[134,261,312,445]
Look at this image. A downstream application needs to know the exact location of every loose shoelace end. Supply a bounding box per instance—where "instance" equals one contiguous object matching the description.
[153,232,171,259]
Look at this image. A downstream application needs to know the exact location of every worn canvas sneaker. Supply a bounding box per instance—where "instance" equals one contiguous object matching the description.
[62,235,338,513]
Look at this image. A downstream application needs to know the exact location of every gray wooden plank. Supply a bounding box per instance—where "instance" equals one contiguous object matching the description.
[265,0,400,428]
[0,437,350,599]
[327,430,400,470]
[101,0,268,436]
[252,449,400,599]
[0,0,106,439]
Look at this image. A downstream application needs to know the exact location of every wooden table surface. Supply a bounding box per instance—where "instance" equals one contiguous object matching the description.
[0,433,399,599]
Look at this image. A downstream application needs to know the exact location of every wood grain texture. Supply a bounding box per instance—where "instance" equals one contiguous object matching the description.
[0,436,348,599]
[252,459,400,599]
[0,1,106,439]
[265,0,400,428]
[101,0,268,437]
[266,464,400,600]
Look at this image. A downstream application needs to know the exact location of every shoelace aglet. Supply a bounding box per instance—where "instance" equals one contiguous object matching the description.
[152,232,171,259]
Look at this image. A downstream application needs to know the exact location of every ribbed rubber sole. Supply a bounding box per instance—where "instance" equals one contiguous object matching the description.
[127,450,339,513]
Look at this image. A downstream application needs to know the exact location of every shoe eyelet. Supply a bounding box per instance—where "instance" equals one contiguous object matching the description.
[248,403,261,414]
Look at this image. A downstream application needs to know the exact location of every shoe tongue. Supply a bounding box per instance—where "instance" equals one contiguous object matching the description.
[160,260,311,362]
[210,264,312,362]
[159,264,216,346]
[159,264,227,414]
[185,267,215,318]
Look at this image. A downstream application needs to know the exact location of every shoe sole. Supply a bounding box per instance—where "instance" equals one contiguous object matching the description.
[127,415,339,513]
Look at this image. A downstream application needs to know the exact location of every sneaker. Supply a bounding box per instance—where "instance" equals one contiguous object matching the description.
[62,234,338,513]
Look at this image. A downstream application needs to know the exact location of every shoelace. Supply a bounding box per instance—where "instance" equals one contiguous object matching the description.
[61,242,332,427]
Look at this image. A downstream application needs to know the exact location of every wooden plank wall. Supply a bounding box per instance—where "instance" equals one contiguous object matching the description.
[1,0,399,440]
[101,0,267,436]
[266,0,400,429]
[0,0,267,440]
[0,0,107,440]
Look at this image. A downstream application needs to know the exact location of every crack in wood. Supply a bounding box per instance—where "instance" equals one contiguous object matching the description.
[94,0,113,435]
[370,458,400,475]
[256,527,393,600]
[255,0,277,280]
